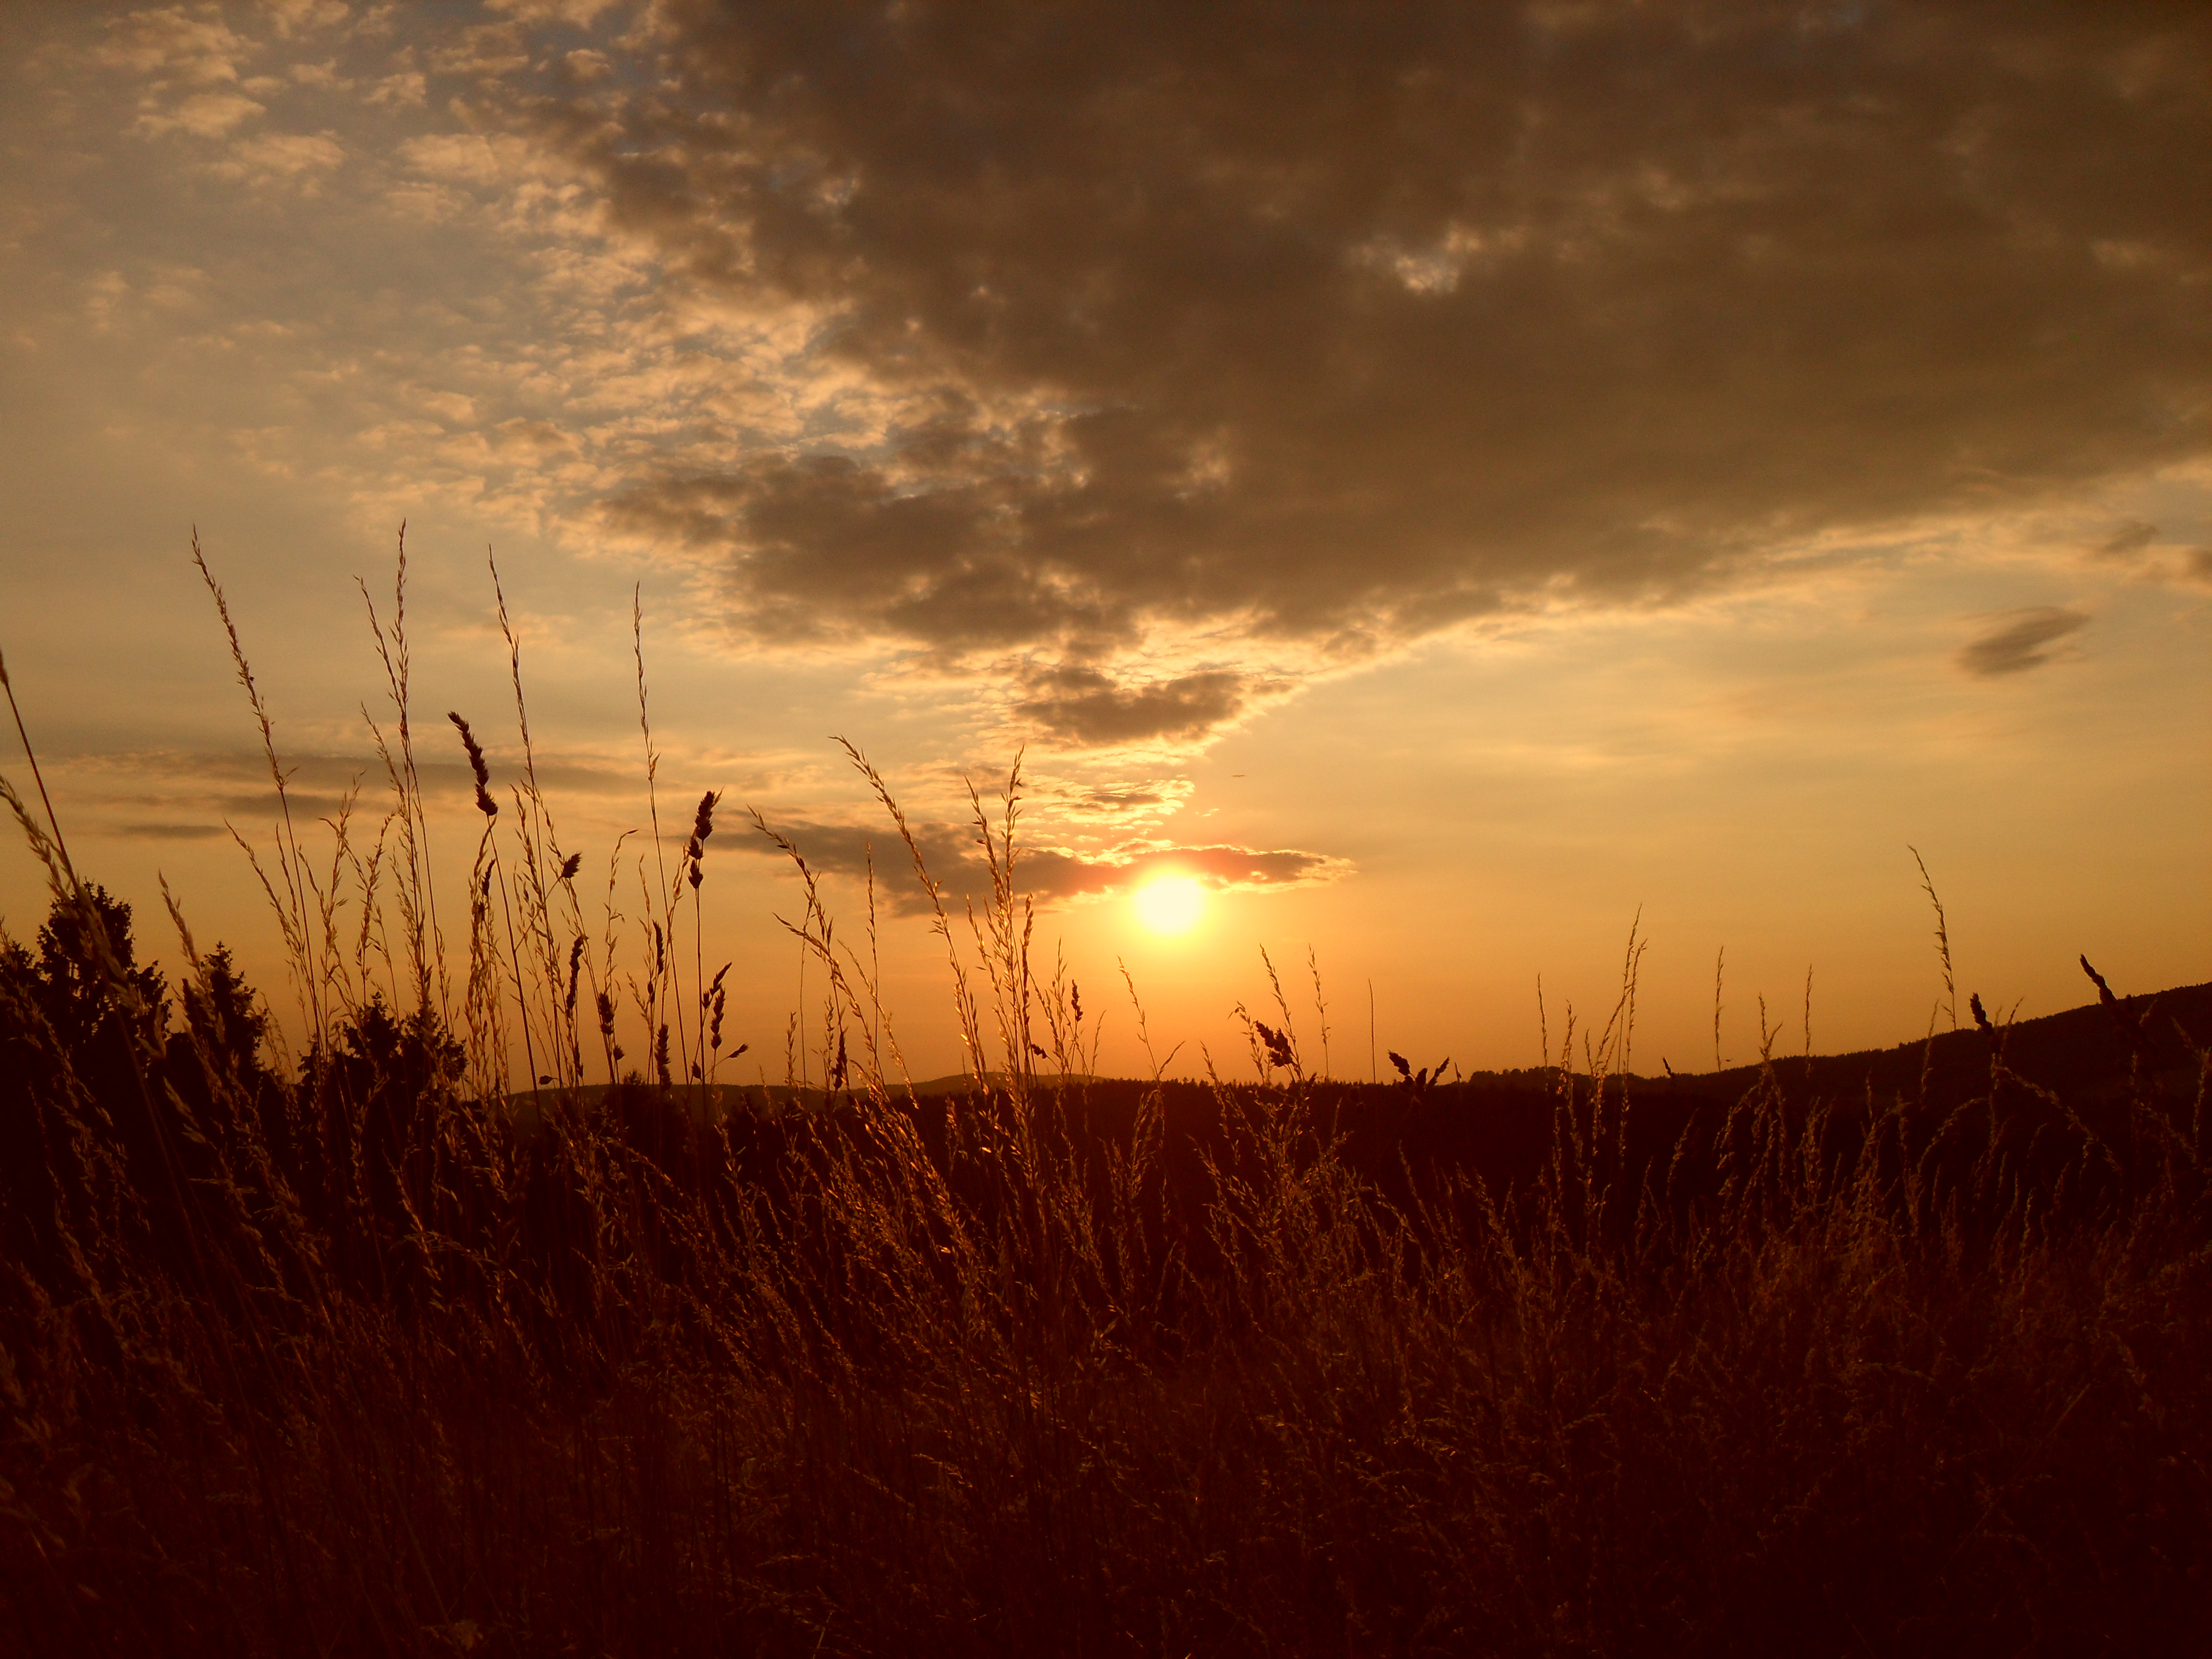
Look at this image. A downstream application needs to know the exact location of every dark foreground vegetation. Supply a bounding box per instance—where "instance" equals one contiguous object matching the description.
[2,880,2208,1657]
[4,552,2208,1655]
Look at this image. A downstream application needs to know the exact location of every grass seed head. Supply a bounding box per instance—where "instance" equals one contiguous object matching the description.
[447,711,497,817]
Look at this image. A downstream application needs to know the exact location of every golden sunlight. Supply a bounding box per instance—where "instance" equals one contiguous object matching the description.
[1132,873,1205,934]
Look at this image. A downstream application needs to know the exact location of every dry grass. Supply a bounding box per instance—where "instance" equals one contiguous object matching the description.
[1,544,2208,1657]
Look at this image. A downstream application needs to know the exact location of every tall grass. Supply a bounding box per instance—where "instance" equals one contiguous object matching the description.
[1,545,2208,1656]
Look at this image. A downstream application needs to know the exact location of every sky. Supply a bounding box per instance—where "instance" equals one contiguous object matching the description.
[1,0,2206,1085]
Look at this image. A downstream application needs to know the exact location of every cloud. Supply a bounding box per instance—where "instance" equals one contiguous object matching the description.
[53,748,646,846]
[366,70,427,107]
[1957,608,2090,678]
[103,822,229,842]
[400,132,509,187]
[1014,666,1272,748]
[2082,520,2212,587]
[2094,520,2160,561]
[490,0,2207,743]
[1045,777,1195,824]
[34,1,2208,764]
[139,90,266,138]
[489,0,622,24]
[427,21,530,78]
[93,8,252,83]
[262,0,352,40]
[1021,842,1350,905]
[91,7,272,139]
[215,130,346,186]
[287,59,350,89]
[738,814,1347,915]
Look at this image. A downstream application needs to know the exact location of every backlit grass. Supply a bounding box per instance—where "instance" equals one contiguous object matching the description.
[1,543,2206,1656]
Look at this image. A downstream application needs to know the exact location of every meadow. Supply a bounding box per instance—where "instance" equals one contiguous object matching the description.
[1,549,2207,1656]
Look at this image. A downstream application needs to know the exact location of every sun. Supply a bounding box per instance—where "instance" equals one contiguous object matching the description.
[1132,873,1206,935]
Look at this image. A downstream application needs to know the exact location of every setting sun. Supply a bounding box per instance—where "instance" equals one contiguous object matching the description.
[1132,874,1206,935]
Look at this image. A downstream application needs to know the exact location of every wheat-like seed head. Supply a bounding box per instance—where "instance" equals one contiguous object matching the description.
[447,712,498,817]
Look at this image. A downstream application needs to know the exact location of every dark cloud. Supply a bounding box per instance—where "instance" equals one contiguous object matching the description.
[2094,520,2160,560]
[741,813,1346,915]
[1014,666,1267,746]
[1050,778,1193,821]
[1957,608,2089,678]
[2081,521,2212,589]
[512,0,2206,737]
[41,748,654,863]
[78,748,643,815]
[1021,842,1347,906]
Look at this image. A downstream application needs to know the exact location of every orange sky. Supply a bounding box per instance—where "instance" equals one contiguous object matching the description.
[2,1,2206,1084]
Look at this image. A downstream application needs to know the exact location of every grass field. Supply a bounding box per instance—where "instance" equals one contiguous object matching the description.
[2,557,2207,1655]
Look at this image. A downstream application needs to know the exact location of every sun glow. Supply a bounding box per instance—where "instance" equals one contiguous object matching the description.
[1132,874,1206,935]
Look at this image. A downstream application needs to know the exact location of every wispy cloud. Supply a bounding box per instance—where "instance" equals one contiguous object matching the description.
[2083,520,2212,589]
[1957,608,2090,679]
[43,746,648,846]
[2093,521,2160,561]
[739,814,1348,916]
[102,821,230,842]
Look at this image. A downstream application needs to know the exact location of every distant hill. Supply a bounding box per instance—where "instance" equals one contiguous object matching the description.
[514,982,2208,1126]
[1658,979,2208,1110]
[506,1067,1090,1127]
